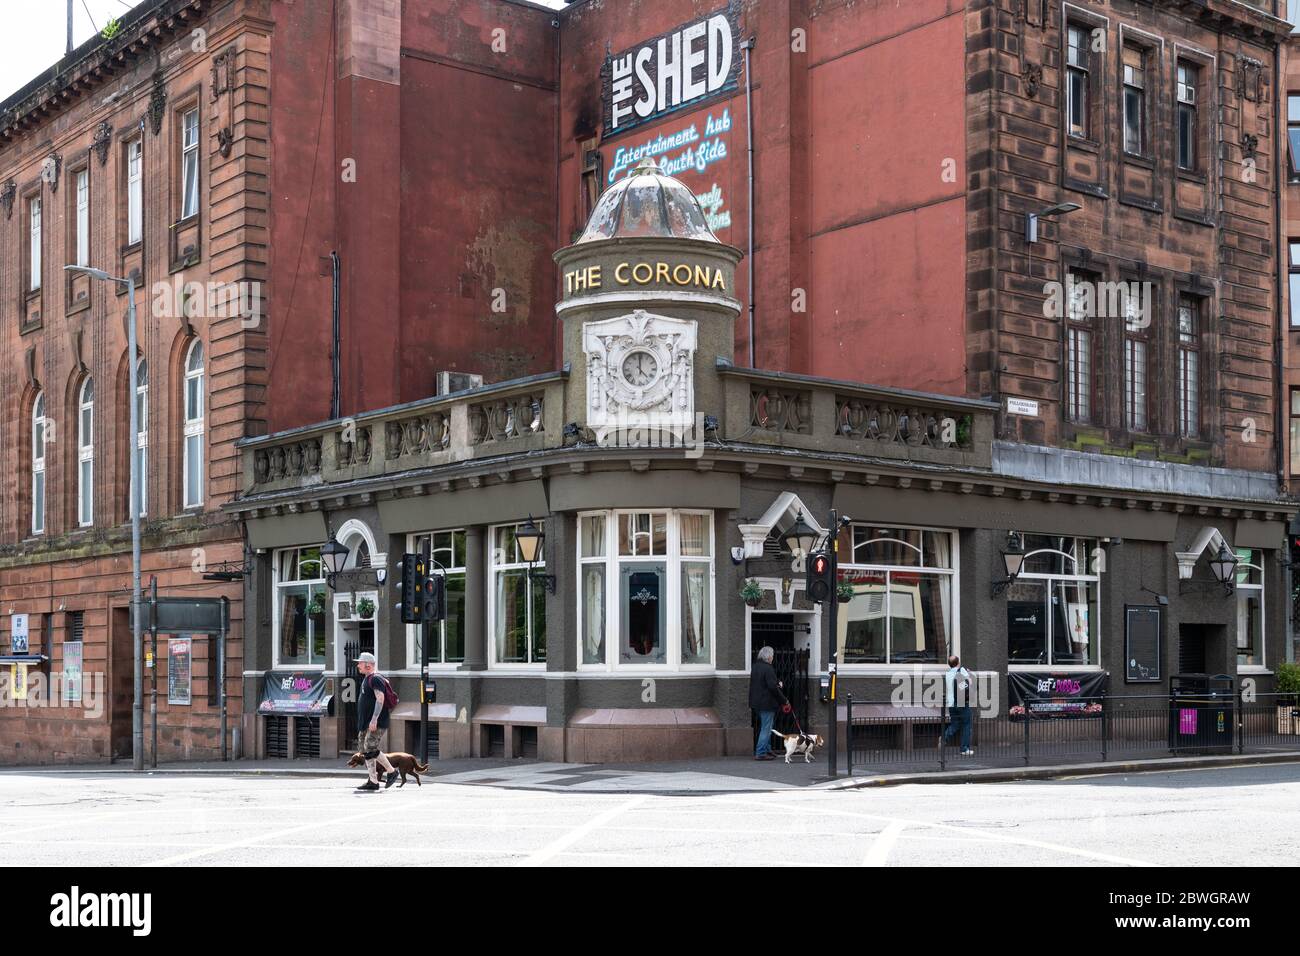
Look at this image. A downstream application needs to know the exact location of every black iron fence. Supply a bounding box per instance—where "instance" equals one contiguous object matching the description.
[846,692,1300,775]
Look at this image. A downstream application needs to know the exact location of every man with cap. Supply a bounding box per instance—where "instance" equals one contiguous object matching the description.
[354,652,398,791]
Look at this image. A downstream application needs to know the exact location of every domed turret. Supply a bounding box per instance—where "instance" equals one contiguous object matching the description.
[577,158,720,244]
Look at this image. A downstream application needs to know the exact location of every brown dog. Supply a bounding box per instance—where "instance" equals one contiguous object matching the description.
[346,751,429,787]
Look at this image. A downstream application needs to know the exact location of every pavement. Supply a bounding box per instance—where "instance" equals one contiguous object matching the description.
[5,749,1300,794]
[2,761,1300,865]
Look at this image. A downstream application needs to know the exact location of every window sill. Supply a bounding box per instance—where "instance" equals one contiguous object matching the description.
[1176,169,1209,185]
[1066,134,1100,152]
[1121,152,1154,168]
[65,297,91,318]
[1237,666,1272,675]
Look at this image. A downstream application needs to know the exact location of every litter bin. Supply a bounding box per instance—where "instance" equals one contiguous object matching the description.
[1168,674,1234,754]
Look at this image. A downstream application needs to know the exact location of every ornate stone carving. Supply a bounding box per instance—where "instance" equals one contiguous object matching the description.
[751,388,811,433]
[42,153,61,192]
[469,396,543,445]
[0,179,14,219]
[335,427,372,467]
[1022,62,1042,99]
[253,437,322,484]
[1241,133,1258,161]
[92,122,112,166]
[148,71,167,136]
[583,308,696,440]
[1237,56,1263,103]
[212,48,236,157]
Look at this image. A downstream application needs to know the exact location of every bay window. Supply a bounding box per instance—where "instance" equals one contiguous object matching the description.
[1006,534,1100,667]
[491,522,546,665]
[408,530,466,665]
[578,510,714,669]
[836,526,956,666]
[274,546,326,667]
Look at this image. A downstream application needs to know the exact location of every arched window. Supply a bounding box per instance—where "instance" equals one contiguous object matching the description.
[78,377,94,527]
[183,341,204,509]
[134,358,148,518]
[31,393,45,536]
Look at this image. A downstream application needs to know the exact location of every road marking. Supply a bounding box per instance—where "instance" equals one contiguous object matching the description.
[862,820,906,866]
[518,795,648,866]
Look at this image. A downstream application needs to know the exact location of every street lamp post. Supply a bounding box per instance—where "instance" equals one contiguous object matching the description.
[66,265,142,771]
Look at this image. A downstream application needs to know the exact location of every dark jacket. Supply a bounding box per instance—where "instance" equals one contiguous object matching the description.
[749,659,787,712]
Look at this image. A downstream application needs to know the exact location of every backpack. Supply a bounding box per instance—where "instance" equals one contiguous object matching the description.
[369,673,399,711]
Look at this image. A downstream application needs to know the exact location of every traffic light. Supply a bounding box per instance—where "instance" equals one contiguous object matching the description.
[422,572,446,623]
[396,552,427,624]
[806,550,834,604]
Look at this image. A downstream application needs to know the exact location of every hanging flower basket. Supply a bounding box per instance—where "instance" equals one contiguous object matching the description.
[836,581,855,604]
[740,579,763,608]
[306,596,326,616]
[356,597,376,620]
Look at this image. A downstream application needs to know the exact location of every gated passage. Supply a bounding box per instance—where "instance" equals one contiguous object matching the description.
[751,646,811,747]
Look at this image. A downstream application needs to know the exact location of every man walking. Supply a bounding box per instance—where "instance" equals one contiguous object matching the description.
[942,654,975,756]
[750,645,789,761]
[355,652,399,791]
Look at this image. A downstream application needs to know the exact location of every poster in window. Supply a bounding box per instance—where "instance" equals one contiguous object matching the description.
[1125,606,1161,683]
[1066,602,1089,645]
[63,640,83,703]
[11,613,28,654]
[168,636,192,705]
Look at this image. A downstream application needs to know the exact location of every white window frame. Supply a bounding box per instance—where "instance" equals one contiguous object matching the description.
[135,358,148,518]
[837,524,960,673]
[182,340,204,509]
[75,169,89,267]
[576,509,716,674]
[127,138,142,245]
[404,530,467,670]
[1235,552,1266,673]
[29,197,41,292]
[31,393,45,536]
[488,521,547,669]
[271,546,327,670]
[181,108,199,220]
[1007,535,1103,671]
[77,378,94,528]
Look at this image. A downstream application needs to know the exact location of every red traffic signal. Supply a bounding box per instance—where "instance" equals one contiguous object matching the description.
[806,550,834,604]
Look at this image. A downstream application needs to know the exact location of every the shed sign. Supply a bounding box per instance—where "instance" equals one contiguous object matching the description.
[602,5,741,137]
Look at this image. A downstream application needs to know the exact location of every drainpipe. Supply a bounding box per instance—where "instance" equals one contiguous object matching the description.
[742,36,756,367]
[330,250,341,420]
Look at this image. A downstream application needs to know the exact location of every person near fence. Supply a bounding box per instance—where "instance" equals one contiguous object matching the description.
[750,645,790,761]
[354,652,399,791]
[942,655,975,756]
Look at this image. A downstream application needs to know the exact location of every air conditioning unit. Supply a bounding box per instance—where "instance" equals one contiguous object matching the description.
[436,371,483,396]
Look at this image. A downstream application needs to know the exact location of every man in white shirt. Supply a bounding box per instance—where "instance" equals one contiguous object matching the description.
[942,654,975,756]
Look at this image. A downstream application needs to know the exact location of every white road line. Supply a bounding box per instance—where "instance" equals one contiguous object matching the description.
[518,795,649,867]
[718,796,1159,867]
[146,803,403,866]
[862,820,906,866]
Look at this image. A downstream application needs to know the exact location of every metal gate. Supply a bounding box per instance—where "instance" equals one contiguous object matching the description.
[751,647,811,746]
[343,639,360,748]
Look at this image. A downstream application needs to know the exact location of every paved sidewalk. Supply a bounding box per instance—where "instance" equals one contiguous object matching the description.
[4,750,1299,793]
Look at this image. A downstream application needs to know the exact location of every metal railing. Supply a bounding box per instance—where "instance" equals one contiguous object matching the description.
[845,692,1300,775]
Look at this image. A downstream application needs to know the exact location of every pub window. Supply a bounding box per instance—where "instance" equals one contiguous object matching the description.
[407,530,466,665]
[1123,292,1149,432]
[1066,25,1091,139]
[578,510,714,669]
[31,392,45,536]
[1289,95,1300,179]
[1290,242,1300,327]
[77,377,94,528]
[1006,535,1100,667]
[126,137,142,245]
[1065,270,1095,424]
[1290,390,1300,476]
[835,526,956,666]
[180,108,199,220]
[490,522,546,665]
[1177,61,1199,172]
[1122,45,1147,156]
[74,169,89,266]
[273,547,326,667]
[28,197,41,292]
[1177,295,1201,438]
[1235,550,1264,669]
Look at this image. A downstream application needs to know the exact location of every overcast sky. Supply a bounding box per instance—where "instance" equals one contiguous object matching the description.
[1,0,570,103]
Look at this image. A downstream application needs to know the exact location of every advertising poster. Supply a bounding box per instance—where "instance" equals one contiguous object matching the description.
[258,671,330,715]
[62,640,82,704]
[11,613,28,654]
[1008,671,1108,718]
[168,637,192,705]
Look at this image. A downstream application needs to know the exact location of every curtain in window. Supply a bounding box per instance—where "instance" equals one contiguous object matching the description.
[582,564,605,664]
[681,564,708,663]
[679,513,708,556]
[931,533,952,655]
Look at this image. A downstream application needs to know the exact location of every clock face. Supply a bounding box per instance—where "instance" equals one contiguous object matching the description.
[621,351,659,387]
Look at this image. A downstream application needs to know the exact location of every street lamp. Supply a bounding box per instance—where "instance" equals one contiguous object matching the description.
[1025,201,1082,243]
[991,531,1026,597]
[320,536,350,588]
[65,264,143,771]
[782,512,820,557]
[1208,542,1239,594]
[516,516,555,593]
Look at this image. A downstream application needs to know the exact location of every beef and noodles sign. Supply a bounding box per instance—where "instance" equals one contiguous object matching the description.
[603,6,741,136]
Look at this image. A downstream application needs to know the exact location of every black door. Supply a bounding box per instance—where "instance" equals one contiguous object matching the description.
[1178,625,1207,675]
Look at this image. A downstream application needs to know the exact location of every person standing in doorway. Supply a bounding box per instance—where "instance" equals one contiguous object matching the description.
[750,645,789,761]
[355,652,399,791]
[942,654,975,756]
